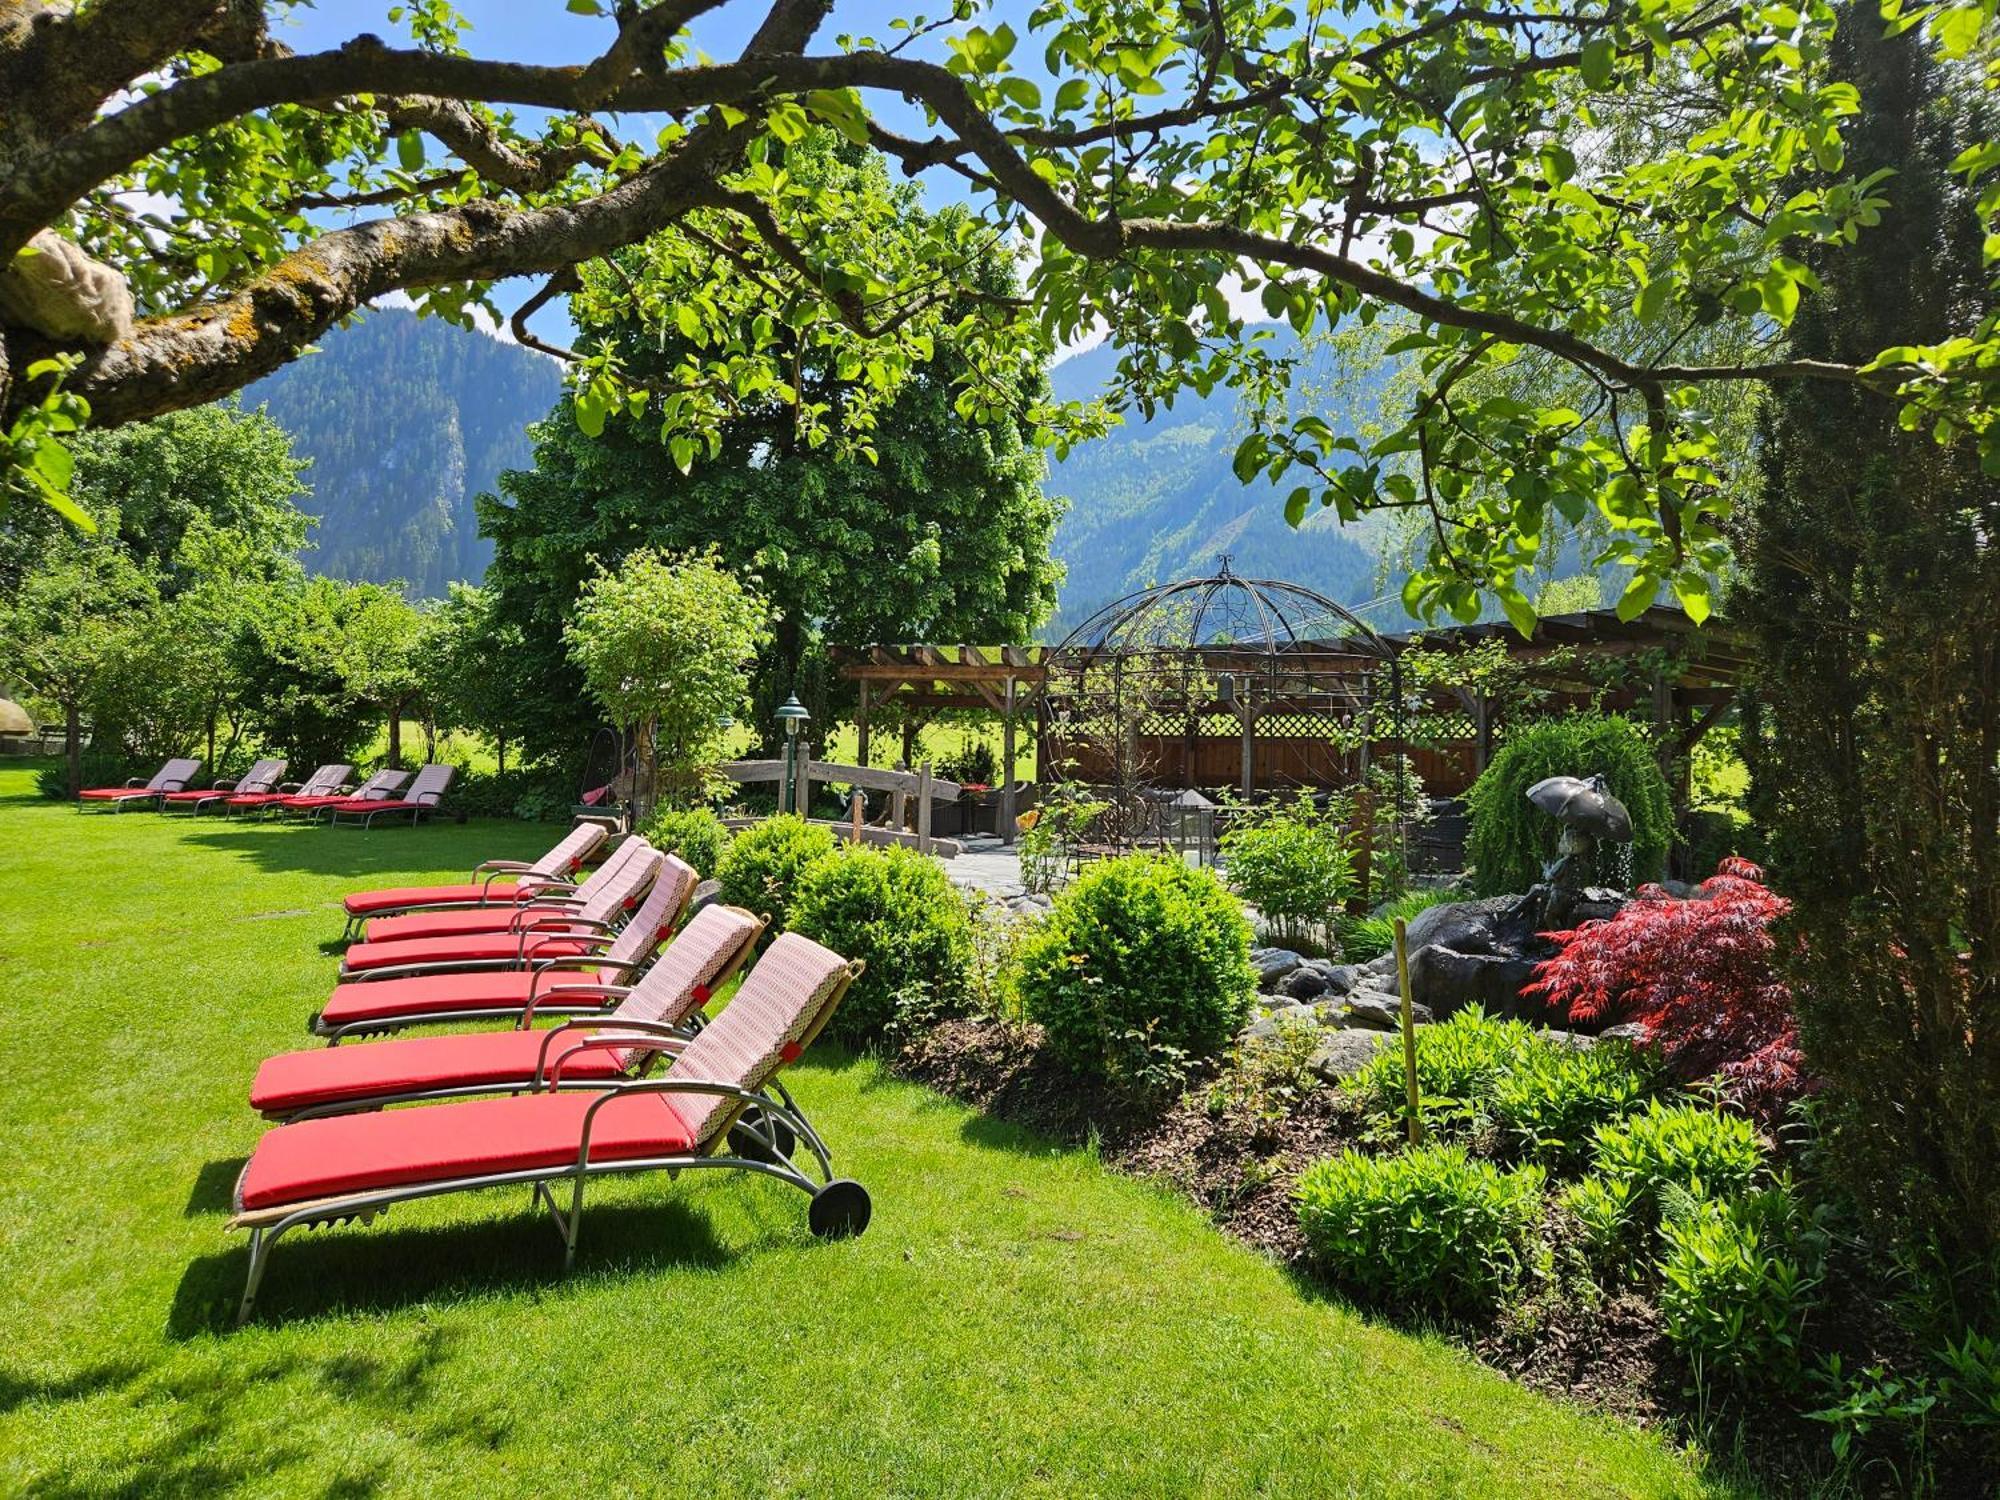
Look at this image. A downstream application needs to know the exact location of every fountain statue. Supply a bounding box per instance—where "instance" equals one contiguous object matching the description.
[1514,773,1634,928]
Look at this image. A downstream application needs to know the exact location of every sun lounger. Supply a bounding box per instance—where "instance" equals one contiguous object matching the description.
[160,759,287,815]
[323,764,456,828]
[78,757,201,811]
[277,768,409,820]
[347,833,660,947]
[335,845,688,979]
[253,903,766,1118]
[338,822,611,937]
[229,931,867,1320]
[312,852,698,1041]
[224,764,353,817]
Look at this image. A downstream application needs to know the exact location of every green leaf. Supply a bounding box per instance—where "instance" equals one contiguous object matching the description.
[1284,485,1312,526]
[1615,571,1656,622]
[1671,573,1712,625]
[565,0,602,12]
[1581,38,1616,89]
[396,130,424,172]
[1497,585,1537,639]
[1758,265,1800,325]
[1055,78,1090,113]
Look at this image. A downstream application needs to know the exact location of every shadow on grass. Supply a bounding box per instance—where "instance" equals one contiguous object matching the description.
[178,821,510,883]
[169,1197,736,1335]
[6,1329,498,1498]
[185,1157,246,1217]
[0,1359,146,1416]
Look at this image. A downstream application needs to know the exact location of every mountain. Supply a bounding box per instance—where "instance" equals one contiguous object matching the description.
[252,310,1399,625]
[1045,329,1399,635]
[245,309,562,597]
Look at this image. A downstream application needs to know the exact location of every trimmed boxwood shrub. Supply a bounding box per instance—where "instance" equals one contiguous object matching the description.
[1296,1144,1547,1315]
[1463,713,1672,894]
[789,843,974,1047]
[714,814,837,929]
[1015,854,1256,1090]
[643,806,732,880]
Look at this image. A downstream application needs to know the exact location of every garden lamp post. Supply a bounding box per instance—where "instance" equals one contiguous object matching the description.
[776,695,810,815]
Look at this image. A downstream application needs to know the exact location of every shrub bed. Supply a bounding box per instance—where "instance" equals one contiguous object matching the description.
[789,843,974,1047]
[643,806,732,880]
[1015,854,1255,1091]
[714,814,837,929]
[1296,1144,1547,1316]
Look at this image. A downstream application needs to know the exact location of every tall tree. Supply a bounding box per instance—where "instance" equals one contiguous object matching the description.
[2,0,1996,625]
[1739,12,2000,1284]
[483,140,1061,763]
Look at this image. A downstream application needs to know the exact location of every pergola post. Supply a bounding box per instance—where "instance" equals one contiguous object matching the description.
[1237,703,1255,800]
[1002,676,1018,845]
[855,681,871,769]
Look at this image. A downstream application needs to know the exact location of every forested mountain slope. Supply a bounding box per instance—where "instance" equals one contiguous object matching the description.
[245,309,561,596]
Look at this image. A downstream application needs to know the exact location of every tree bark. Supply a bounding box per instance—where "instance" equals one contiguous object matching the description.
[64,698,80,797]
[386,710,402,770]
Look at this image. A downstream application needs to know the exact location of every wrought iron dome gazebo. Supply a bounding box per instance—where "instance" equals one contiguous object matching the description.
[1038,560,1406,848]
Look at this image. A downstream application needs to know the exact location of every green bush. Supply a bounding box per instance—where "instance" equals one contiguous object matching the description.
[1560,1173,1643,1277]
[38,748,140,799]
[1347,1005,1542,1139]
[1016,854,1256,1090]
[643,806,732,880]
[789,843,974,1047]
[1337,887,1458,965]
[451,765,574,821]
[1219,797,1354,950]
[714,814,838,929]
[1463,713,1673,894]
[1296,1144,1547,1316]
[1587,1100,1766,1224]
[1491,1041,1660,1173]
[1658,1189,1821,1393]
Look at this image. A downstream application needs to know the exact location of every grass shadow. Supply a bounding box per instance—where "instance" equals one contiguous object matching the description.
[185,1157,246,1217]
[169,1197,741,1335]
[178,819,536,883]
[0,1359,146,1416]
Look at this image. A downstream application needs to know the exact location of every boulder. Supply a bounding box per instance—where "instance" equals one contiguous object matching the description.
[686,878,722,916]
[1280,958,1354,1001]
[1241,1003,1316,1040]
[1599,1021,1651,1045]
[1408,944,1549,1023]
[1340,993,1433,1031]
[1308,1029,1392,1084]
[1249,947,1306,989]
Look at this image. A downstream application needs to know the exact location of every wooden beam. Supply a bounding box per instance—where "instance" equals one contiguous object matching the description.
[719,759,962,801]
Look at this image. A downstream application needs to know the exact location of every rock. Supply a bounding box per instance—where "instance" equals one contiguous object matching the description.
[686,878,721,915]
[1409,944,1547,1023]
[1599,1021,1651,1045]
[1341,993,1433,1030]
[1320,963,1362,995]
[1279,962,1333,1000]
[1308,1029,1392,1084]
[1249,947,1305,988]
[1537,1028,1596,1051]
[1240,1003,1315,1041]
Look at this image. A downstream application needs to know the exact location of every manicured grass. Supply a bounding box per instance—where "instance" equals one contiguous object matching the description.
[0,766,1739,1496]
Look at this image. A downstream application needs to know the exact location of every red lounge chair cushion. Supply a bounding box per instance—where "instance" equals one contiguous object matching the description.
[250,1029,628,1115]
[341,930,593,973]
[319,969,613,1028]
[160,789,218,803]
[238,1091,696,1210]
[322,797,421,813]
[277,794,351,809]
[342,882,529,918]
[362,906,564,943]
[78,788,157,801]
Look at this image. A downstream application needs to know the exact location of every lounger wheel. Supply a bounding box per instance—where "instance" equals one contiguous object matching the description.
[728,1107,796,1165]
[808,1178,871,1240]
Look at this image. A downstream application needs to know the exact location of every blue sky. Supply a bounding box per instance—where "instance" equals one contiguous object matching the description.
[281,1,1024,344]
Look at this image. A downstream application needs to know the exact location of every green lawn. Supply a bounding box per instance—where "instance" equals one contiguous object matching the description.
[0,765,1737,1497]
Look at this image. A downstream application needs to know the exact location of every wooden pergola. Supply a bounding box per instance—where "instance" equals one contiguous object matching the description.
[833,604,1751,838]
[832,645,1049,842]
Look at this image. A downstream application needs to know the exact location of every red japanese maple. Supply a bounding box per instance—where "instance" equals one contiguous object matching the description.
[1526,858,1808,1120]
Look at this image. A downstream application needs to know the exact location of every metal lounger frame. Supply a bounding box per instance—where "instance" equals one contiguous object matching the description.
[338,869,586,941]
[231,961,859,1322]
[311,903,759,1044]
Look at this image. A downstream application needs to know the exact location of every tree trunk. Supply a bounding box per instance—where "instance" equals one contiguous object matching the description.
[387,709,402,769]
[205,706,216,773]
[64,700,81,797]
[496,737,506,776]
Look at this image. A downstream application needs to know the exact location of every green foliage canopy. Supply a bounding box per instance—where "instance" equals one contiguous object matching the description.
[564,547,770,814]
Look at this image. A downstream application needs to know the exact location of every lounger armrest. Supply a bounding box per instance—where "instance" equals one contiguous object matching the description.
[212,777,241,792]
[572,1076,778,1158]
[505,904,590,933]
[472,858,537,877]
[123,777,146,788]
[531,1017,689,1082]
[518,980,632,1024]
[515,924,616,963]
